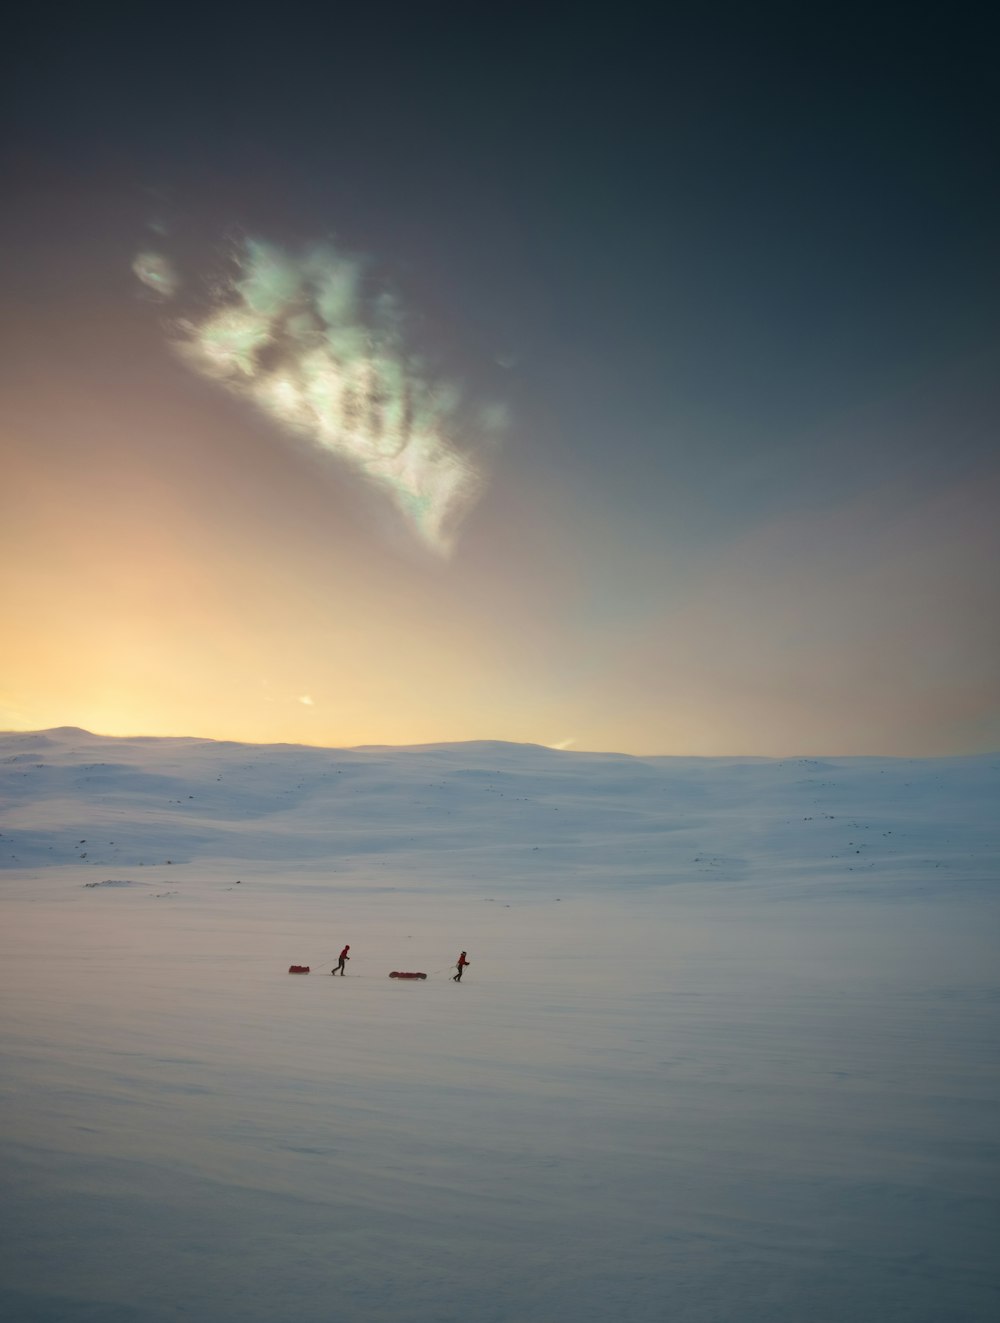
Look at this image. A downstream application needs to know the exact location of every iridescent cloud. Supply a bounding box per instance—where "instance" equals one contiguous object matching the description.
[136,237,501,554]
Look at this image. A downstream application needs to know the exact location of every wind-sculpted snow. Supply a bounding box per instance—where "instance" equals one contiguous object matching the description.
[1,729,998,1321]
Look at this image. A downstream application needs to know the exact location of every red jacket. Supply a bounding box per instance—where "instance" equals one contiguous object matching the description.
[457,953,469,967]
[339,946,350,959]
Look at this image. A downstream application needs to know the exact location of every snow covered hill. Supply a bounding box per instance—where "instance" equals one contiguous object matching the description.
[1,729,998,1322]
[2,726,996,899]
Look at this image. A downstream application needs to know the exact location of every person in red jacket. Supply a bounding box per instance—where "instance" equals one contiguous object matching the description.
[333,944,350,976]
[452,951,470,982]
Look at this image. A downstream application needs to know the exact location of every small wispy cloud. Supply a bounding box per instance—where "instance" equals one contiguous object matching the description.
[132,251,179,298]
[298,695,315,707]
[550,737,576,750]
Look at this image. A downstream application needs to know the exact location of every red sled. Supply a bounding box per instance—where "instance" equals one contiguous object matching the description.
[288,965,310,974]
[389,971,427,980]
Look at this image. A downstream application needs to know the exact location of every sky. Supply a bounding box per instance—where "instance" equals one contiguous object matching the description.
[2,5,998,755]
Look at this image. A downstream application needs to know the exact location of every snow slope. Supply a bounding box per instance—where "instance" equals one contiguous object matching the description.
[1,728,998,1322]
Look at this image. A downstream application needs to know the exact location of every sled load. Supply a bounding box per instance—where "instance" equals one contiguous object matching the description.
[288,965,310,974]
[389,971,427,980]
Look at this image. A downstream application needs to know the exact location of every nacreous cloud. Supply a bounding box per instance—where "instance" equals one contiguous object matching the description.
[137,237,501,554]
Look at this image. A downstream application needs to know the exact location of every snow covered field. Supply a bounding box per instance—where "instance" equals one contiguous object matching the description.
[1,728,998,1322]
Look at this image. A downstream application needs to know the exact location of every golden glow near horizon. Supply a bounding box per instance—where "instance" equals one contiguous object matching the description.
[2,425,999,756]
[137,238,500,556]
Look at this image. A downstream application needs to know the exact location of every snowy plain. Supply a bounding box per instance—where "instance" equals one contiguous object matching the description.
[0,727,997,1322]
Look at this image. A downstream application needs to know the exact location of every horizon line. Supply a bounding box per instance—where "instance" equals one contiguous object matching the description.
[1,725,996,763]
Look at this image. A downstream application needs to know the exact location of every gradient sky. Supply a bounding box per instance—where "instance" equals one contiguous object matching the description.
[3,6,998,754]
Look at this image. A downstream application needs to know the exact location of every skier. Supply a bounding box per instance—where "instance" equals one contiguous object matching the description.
[333,944,350,976]
[452,951,470,982]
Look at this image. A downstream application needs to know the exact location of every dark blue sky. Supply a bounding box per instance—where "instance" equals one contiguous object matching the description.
[10,6,998,448]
